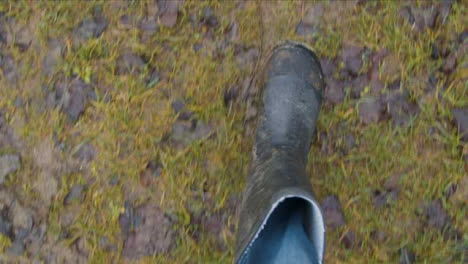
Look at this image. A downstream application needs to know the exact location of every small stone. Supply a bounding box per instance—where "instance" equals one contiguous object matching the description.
[399,6,415,25]
[431,43,440,59]
[121,203,175,258]
[224,21,239,42]
[319,57,336,78]
[0,210,12,237]
[64,185,84,205]
[458,30,468,44]
[302,4,324,27]
[0,54,19,84]
[224,86,239,106]
[373,189,398,208]
[400,247,416,264]
[9,202,33,235]
[99,236,117,252]
[201,211,223,235]
[200,211,226,250]
[14,97,23,108]
[295,20,318,36]
[380,53,401,83]
[60,204,81,227]
[341,231,356,249]
[437,1,453,25]
[201,7,218,28]
[321,195,346,229]
[442,53,457,73]
[171,119,212,147]
[11,25,32,51]
[140,161,162,187]
[235,47,259,70]
[63,78,92,122]
[350,75,369,99]
[191,120,212,140]
[116,52,145,75]
[42,39,63,77]
[172,121,192,143]
[0,190,14,212]
[422,200,450,231]
[359,98,384,124]
[383,90,419,127]
[411,7,438,31]
[400,6,438,32]
[344,134,355,150]
[6,240,24,256]
[370,78,384,95]
[158,0,182,28]
[119,15,137,29]
[342,45,364,76]
[146,70,160,88]
[370,229,386,242]
[73,143,95,163]
[384,173,400,191]
[36,172,58,207]
[192,43,203,52]
[74,16,108,42]
[445,183,457,200]
[75,236,90,257]
[452,107,468,142]
[325,78,345,105]
[369,48,389,81]
[388,79,401,91]
[0,154,20,184]
[109,176,120,186]
[450,177,468,204]
[171,99,185,114]
[139,17,159,34]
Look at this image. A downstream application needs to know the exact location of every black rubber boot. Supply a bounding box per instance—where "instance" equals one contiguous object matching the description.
[235,42,326,264]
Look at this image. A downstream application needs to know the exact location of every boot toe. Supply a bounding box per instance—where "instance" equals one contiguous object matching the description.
[265,42,325,92]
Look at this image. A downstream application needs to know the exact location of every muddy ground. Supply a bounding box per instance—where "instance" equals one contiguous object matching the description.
[0,1,466,263]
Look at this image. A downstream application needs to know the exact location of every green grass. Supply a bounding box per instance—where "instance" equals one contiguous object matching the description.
[0,1,466,263]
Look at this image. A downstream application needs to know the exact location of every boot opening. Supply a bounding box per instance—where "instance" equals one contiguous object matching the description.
[239,197,325,264]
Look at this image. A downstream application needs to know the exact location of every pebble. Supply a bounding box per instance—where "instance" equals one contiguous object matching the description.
[121,203,175,258]
[201,7,218,28]
[341,231,356,249]
[350,75,369,99]
[42,39,63,77]
[158,0,182,28]
[64,78,93,122]
[295,20,318,36]
[422,200,450,231]
[452,106,468,142]
[341,45,364,76]
[64,185,84,205]
[0,53,19,84]
[359,98,384,124]
[383,90,419,127]
[400,247,416,264]
[321,195,346,229]
[442,53,457,73]
[74,16,108,42]
[0,154,20,184]
[325,78,345,105]
[116,52,145,75]
[73,142,95,163]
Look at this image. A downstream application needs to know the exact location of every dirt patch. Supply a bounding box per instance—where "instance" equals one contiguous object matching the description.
[120,202,176,259]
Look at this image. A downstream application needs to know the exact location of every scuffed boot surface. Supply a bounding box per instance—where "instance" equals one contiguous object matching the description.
[235,43,326,264]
